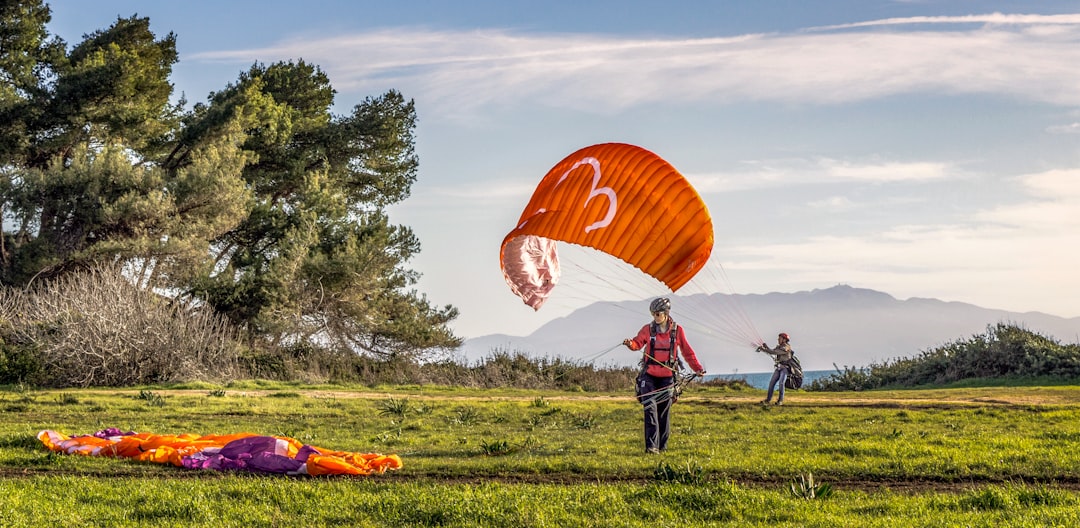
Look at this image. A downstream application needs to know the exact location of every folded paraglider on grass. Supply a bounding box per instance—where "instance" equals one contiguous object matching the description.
[37,429,402,476]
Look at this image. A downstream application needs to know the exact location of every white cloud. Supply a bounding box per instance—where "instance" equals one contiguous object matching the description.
[817,158,952,182]
[807,196,855,211]
[976,169,1080,230]
[190,15,1080,117]
[1046,122,1080,134]
[686,157,957,192]
[810,13,1080,30]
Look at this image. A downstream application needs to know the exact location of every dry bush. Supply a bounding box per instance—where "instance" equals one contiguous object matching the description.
[0,287,25,341]
[0,286,23,322]
[4,265,242,387]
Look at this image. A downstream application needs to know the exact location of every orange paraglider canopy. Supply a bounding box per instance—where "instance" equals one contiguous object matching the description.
[501,143,713,310]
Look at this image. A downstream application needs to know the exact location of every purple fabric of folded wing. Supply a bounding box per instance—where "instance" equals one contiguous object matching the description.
[89,428,135,439]
[180,436,317,474]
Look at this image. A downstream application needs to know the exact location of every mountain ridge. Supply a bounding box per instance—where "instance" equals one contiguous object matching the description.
[457,285,1080,374]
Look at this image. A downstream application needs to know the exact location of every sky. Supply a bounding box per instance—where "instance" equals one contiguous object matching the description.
[44,1,1080,345]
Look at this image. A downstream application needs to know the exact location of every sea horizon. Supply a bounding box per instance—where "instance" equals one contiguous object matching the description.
[706,370,835,390]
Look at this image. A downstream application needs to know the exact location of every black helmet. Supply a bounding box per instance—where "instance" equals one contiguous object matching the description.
[650,297,671,314]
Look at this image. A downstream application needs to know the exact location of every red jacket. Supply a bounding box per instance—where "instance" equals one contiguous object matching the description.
[626,321,704,377]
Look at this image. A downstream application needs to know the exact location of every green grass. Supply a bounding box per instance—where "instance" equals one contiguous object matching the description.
[4,382,1080,526]
[5,478,1077,527]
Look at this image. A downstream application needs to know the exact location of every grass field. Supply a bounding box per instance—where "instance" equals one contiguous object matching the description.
[3,381,1080,527]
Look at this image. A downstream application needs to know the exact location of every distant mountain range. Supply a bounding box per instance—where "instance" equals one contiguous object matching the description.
[457,285,1080,375]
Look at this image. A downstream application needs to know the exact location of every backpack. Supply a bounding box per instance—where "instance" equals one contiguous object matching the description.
[784,353,804,390]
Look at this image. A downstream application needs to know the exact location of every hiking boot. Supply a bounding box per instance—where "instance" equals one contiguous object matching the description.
[646,448,660,454]
[759,399,769,405]
[774,401,784,406]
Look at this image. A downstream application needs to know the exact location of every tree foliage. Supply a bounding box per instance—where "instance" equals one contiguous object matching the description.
[0,1,459,361]
[187,61,459,356]
[1,7,190,283]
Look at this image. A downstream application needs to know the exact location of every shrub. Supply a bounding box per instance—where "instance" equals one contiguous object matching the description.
[807,364,874,391]
[376,397,411,418]
[479,439,514,456]
[1,265,242,387]
[0,290,44,384]
[0,339,44,385]
[810,323,1080,390]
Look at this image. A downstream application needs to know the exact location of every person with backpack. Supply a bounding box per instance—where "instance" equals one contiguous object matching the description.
[621,297,706,454]
[758,332,794,405]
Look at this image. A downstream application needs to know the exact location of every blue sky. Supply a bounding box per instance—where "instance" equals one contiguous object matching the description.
[45,1,1080,343]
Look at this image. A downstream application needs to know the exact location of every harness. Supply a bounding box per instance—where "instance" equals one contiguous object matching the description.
[634,319,692,403]
[644,320,683,373]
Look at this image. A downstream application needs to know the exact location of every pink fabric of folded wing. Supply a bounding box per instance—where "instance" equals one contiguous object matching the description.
[501,234,559,310]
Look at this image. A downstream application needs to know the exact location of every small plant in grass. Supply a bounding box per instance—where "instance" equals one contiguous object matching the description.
[207,389,227,397]
[571,412,595,430]
[479,438,514,456]
[56,393,79,405]
[790,472,833,499]
[376,428,402,442]
[652,460,705,484]
[521,435,539,450]
[136,390,164,406]
[450,406,480,426]
[531,396,549,408]
[376,397,411,419]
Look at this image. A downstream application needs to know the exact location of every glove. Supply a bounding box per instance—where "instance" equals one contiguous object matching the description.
[696,370,706,376]
[622,338,633,348]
